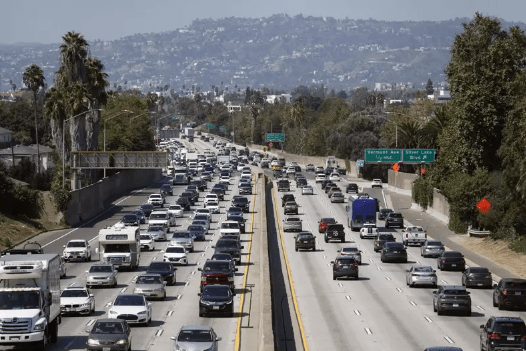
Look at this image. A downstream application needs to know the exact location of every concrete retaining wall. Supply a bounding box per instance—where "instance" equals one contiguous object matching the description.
[250,144,358,177]
[65,169,162,226]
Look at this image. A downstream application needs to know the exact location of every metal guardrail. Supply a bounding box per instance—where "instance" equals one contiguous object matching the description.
[468,225,491,237]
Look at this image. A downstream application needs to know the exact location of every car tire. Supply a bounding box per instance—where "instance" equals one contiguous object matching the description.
[437,306,443,315]
[324,237,328,243]
[385,223,389,228]
[333,275,336,281]
[295,247,298,252]
[466,308,472,316]
[498,301,504,310]
[433,302,437,312]
[199,311,204,317]
[312,246,316,251]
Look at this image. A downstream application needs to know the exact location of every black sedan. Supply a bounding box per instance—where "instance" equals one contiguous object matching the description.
[462,267,492,288]
[146,261,177,285]
[437,251,465,271]
[86,319,132,351]
[198,285,234,317]
[121,214,139,226]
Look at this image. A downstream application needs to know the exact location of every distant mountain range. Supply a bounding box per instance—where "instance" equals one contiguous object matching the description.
[1,14,525,93]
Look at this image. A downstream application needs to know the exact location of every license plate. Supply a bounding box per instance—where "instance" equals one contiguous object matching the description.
[507,336,515,341]
[394,251,399,253]
[453,304,459,307]
[516,292,522,295]
[341,265,349,269]
[303,240,308,243]
[421,277,430,280]
[213,306,220,310]
[477,283,483,286]
[103,347,111,351]
[451,264,456,266]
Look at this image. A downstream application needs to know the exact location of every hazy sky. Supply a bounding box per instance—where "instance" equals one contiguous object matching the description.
[3,0,525,44]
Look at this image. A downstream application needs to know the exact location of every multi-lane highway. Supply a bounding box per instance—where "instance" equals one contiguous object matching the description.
[9,134,526,351]
[269,172,526,351]
[15,137,268,351]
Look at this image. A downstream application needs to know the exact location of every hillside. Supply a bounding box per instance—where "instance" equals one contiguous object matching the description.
[2,15,524,93]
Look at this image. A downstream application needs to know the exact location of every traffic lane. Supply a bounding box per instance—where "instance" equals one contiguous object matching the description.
[275,182,435,350]
[144,174,259,351]
[286,180,484,350]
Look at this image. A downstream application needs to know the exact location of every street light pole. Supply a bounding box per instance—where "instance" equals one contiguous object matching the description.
[62,108,103,188]
[103,110,133,178]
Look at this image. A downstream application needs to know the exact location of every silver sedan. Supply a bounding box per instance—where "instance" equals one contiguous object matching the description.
[302,185,313,195]
[283,217,303,232]
[132,274,167,300]
[406,265,437,287]
[420,240,445,258]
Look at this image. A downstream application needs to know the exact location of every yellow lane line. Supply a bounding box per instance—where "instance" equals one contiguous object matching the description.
[272,185,309,351]
[234,174,258,351]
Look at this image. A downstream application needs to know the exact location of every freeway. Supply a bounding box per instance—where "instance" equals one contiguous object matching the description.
[270,172,526,351]
[9,137,265,351]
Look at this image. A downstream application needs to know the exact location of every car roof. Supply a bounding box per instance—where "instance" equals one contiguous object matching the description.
[179,325,214,332]
[492,316,525,322]
[67,239,87,242]
[441,285,466,290]
[64,286,88,290]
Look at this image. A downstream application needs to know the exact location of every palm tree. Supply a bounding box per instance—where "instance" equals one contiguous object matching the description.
[59,31,88,83]
[85,57,108,151]
[23,63,45,173]
[44,87,67,165]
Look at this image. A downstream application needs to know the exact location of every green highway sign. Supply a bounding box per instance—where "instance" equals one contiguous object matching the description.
[219,126,226,132]
[266,133,285,142]
[365,149,402,163]
[172,116,177,120]
[206,124,216,130]
[402,149,435,163]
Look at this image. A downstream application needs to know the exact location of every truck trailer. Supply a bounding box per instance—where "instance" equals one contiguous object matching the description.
[0,251,61,348]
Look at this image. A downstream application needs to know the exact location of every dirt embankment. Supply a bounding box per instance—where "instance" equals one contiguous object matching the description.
[0,191,65,249]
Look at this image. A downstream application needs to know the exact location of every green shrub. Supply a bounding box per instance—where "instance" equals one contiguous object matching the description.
[412,177,433,210]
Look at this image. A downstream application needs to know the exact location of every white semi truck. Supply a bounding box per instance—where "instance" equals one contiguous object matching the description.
[0,247,61,349]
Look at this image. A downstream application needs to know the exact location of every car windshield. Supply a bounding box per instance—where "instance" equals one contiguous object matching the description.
[222,222,240,229]
[208,202,218,207]
[234,198,249,204]
[123,215,137,221]
[148,262,172,271]
[194,215,208,221]
[150,195,162,199]
[169,205,182,210]
[287,218,301,222]
[469,267,489,273]
[150,213,167,220]
[389,213,402,218]
[414,266,434,273]
[166,247,185,254]
[216,240,238,249]
[386,243,405,249]
[114,295,145,306]
[203,262,231,271]
[443,252,463,257]
[342,247,359,253]
[379,234,394,240]
[92,321,124,334]
[67,241,86,248]
[177,330,213,342]
[321,218,335,223]
[494,322,526,334]
[504,281,526,288]
[136,276,163,284]
[61,289,88,298]
[427,241,442,246]
[89,265,113,273]
[336,259,356,265]
[172,232,190,239]
[443,289,469,296]
[140,235,152,240]
[188,226,204,231]
[298,234,313,239]
[141,204,153,210]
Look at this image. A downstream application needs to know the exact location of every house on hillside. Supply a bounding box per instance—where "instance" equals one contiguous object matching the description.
[0,144,55,171]
[265,94,292,104]
[0,127,13,149]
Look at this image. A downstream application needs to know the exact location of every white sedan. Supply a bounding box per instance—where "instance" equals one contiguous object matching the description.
[60,287,95,315]
[205,201,220,213]
[108,294,152,326]
[163,245,188,265]
[140,234,156,251]
[315,174,326,183]
[329,173,340,181]
[302,185,314,195]
[371,179,383,188]
[168,204,184,218]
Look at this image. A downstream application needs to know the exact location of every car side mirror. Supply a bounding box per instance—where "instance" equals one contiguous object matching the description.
[433,270,436,273]
[432,291,437,294]
[63,245,66,248]
[493,284,497,288]
[197,293,201,296]
[95,248,99,254]
[89,294,94,298]
[406,270,409,272]
[85,329,91,333]
[170,337,176,341]
[216,337,222,341]
[480,325,485,329]
[212,245,215,248]
[198,268,202,271]
[235,268,238,272]
[85,270,89,273]
[163,281,167,286]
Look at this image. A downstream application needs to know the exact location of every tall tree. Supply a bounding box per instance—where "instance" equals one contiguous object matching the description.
[22,63,45,173]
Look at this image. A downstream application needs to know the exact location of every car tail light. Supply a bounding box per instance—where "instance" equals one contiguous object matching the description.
[333,263,338,267]
[503,289,508,295]
[393,239,396,242]
[412,274,418,277]
[353,263,358,267]
[489,333,501,340]
[441,259,446,263]
[375,241,379,245]
[521,335,526,339]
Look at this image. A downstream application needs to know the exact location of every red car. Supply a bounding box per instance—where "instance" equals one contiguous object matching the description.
[318,217,336,233]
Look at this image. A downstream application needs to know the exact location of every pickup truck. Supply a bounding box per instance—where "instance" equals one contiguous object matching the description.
[402,226,427,246]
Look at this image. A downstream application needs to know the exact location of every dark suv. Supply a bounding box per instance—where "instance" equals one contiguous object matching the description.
[213,239,244,264]
[232,196,250,213]
[346,183,358,193]
[277,179,290,192]
[281,194,295,207]
[437,251,465,271]
[480,316,526,351]
[284,201,299,215]
[385,212,404,228]
[324,223,345,243]
[493,278,526,310]
[331,257,359,280]
[433,285,471,316]
[294,232,316,251]
[373,233,396,252]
